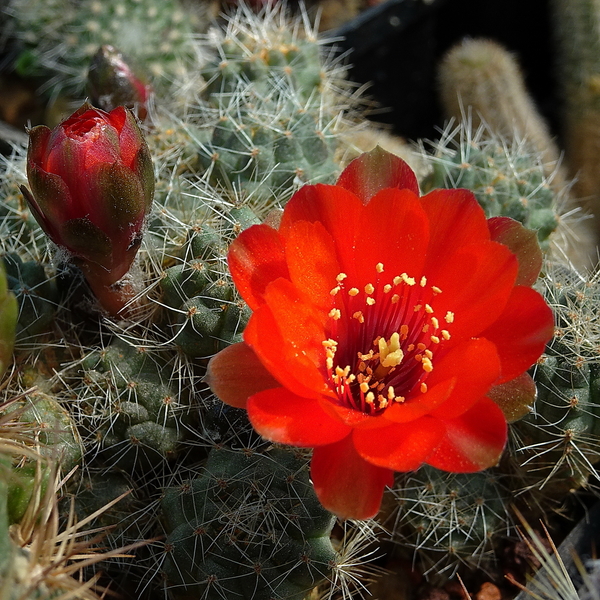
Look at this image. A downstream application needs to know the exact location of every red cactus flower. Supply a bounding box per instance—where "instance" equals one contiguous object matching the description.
[207,148,554,520]
[21,102,154,314]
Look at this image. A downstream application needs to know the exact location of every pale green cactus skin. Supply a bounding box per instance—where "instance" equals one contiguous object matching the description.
[2,392,82,524]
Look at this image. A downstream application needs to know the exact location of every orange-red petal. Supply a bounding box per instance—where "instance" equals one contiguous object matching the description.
[420,188,491,279]
[228,224,289,310]
[384,378,456,424]
[336,146,420,202]
[279,184,362,278]
[431,240,518,341]
[353,188,429,287]
[284,219,340,310]
[244,305,330,401]
[261,277,328,365]
[481,285,554,383]
[425,396,507,472]
[311,435,395,520]
[205,342,280,409]
[353,416,445,471]
[428,338,501,419]
[247,388,350,446]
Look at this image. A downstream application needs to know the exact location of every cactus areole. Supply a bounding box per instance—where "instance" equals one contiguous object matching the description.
[207,147,554,520]
[21,102,154,314]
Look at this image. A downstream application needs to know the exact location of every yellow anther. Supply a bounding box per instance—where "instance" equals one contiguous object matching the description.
[414,304,422,312]
[383,284,392,293]
[330,286,340,295]
[379,398,389,409]
[402,273,416,286]
[400,324,409,339]
[394,395,406,403]
[322,338,338,347]
[425,304,434,314]
[336,273,348,282]
[360,381,369,394]
[365,283,375,294]
[420,382,428,393]
[328,308,341,320]
[349,288,359,296]
[335,366,346,377]
[365,392,375,404]
[392,294,400,304]
[378,332,404,368]
[420,276,427,287]
[376,263,384,273]
[366,297,376,306]
[388,386,395,400]
[445,311,455,323]
[353,311,365,323]
[393,276,402,286]
[441,330,451,340]
[347,374,356,383]
[422,357,433,372]
[432,286,442,295]
[431,316,439,329]
[425,349,433,359]
[430,335,440,344]
[422,324,430,333]
[326,356,333,370]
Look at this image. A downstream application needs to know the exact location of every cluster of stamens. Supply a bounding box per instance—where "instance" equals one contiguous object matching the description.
[323,262,454,416]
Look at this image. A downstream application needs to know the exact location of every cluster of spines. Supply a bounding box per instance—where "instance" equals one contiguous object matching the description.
[384,466,514,577]
[421,119,562,248]
[2,0,200,101]
[159,445,338,600]
[510,260,600,497]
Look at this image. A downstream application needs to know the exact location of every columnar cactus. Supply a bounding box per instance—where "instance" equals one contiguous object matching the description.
[550,0,600,219]
[438,39,562,172]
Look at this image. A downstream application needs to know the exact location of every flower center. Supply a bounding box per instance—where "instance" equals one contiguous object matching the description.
[323,263,454,416]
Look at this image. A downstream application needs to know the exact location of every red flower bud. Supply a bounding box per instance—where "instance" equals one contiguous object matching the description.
[87,46,151,121]
[21,102,154,289]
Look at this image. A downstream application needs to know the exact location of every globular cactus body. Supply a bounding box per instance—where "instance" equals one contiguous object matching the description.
[78,340,191,472]
[423,122,559,248]
[2,392,82,524]
[385,466,512,576]
[160,446,337,600]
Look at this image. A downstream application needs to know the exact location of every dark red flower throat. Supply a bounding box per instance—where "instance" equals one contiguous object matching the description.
[325,262,453,416]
